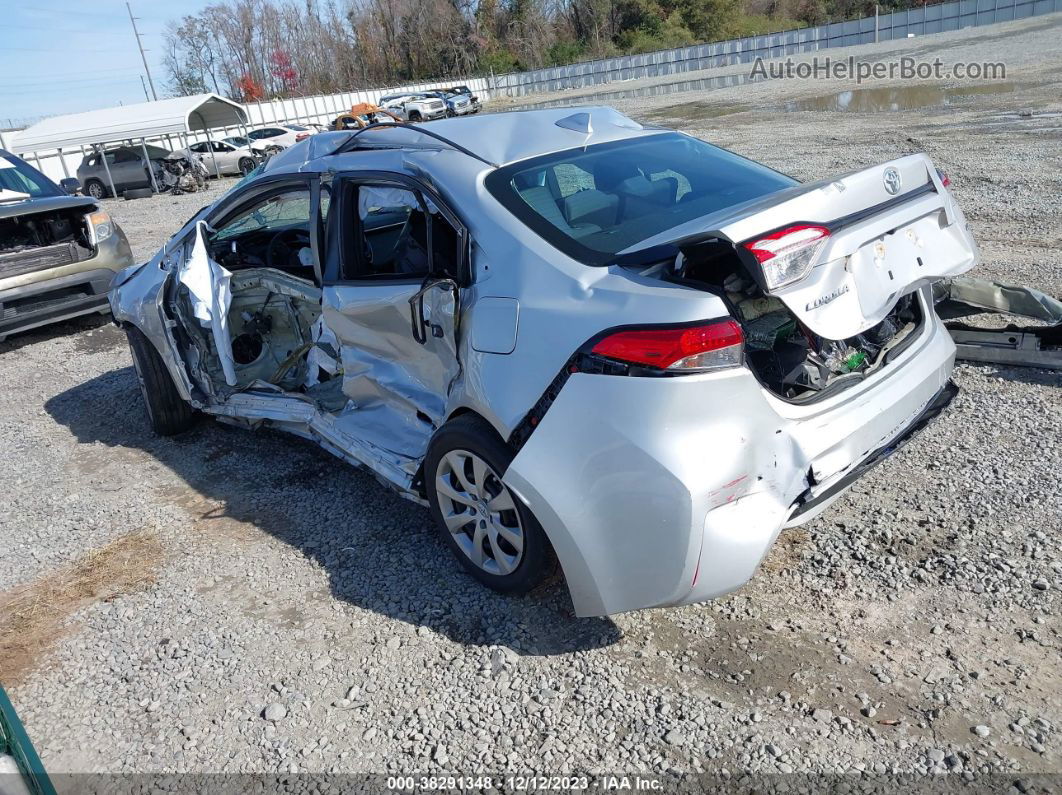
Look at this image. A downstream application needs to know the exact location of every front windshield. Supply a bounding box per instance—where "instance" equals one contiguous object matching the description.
[225,137,250,147]
[0,151,60,201]
[484,132,796,266]
[214,190,313,240]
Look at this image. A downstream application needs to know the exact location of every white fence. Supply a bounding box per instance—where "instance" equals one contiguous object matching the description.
[2,0,1058,185]
[0,76,495,185]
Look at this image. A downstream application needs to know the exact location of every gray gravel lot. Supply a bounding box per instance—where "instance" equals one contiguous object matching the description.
[1,14,1059,785]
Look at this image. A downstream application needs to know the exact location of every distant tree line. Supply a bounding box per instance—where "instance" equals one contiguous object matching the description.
[163,0,943,101]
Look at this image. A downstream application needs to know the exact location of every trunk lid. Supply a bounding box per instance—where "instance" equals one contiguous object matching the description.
[716,153,978,340]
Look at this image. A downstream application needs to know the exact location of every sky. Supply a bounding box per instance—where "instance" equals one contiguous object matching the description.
[0,0,216,129]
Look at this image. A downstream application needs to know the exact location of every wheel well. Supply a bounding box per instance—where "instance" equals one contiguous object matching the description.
[412,408,508,498]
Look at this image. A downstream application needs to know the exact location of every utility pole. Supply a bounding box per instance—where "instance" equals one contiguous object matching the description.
[140,75,150,102]
[127,2,157,101]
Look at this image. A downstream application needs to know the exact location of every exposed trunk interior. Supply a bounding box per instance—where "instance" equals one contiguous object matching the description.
[0,207,95,278]
[172,268,344,408]
[644,238,924,401]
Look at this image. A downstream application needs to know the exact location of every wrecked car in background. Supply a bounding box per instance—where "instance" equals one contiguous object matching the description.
[1,149,133,342]
[111,107,980,616]
[378,94,448,122]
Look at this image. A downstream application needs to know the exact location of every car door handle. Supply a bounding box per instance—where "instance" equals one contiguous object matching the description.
[408,278,457,345]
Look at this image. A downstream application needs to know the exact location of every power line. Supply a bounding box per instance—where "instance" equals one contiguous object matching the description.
[3,66,144,81]
[1,22,137,35]
[0,78,143,96]
[2,74,146,89]
[0,45,118,54]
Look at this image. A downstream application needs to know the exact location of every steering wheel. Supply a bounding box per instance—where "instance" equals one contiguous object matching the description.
[266,228,310,270]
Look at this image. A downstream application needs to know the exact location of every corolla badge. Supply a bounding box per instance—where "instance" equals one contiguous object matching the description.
[806,283,850,311]
[883,167,902,195]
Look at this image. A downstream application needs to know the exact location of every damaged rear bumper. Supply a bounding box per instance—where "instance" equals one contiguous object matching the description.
[789,379,957,521]
[504,297,958,617]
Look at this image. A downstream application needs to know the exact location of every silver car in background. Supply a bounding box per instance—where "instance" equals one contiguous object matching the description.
[186,140,261,177]
[109,108,977,616]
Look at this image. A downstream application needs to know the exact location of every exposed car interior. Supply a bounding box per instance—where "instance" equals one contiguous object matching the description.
[342,185,461,280]
[172,181,460,405]
[209,188,319,276]
[504,132,793,258]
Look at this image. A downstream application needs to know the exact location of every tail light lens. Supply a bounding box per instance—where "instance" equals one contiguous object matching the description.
[591,319,744,372]
[295,133,310,142]
[936,168,951,187]
[741,224,830,291]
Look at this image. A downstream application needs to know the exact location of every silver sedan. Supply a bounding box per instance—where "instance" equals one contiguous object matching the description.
[186,140,260,177]
[109,107,978,616]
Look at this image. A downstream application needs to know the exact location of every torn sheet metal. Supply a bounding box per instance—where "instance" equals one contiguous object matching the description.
[178,221,237,385]
[935,276,1062,370]
[305,315,340,388]
[935,276,1062,323]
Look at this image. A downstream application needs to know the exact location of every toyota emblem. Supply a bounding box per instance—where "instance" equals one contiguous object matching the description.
[883,167,902,195]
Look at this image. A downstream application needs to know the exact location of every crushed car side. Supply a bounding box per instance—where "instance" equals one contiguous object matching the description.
[110,112,977,617]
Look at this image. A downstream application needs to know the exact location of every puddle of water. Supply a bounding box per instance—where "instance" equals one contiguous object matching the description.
[648,102,750,122]
[783,82,1031,112]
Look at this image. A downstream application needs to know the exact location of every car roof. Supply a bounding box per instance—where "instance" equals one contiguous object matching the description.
[253,107,669,189]
[349,107,663,167]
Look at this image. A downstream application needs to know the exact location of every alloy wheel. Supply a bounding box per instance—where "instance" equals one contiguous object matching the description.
[435,450,524,576]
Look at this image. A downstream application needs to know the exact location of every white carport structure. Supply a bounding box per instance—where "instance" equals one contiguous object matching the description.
[12,93,248,198]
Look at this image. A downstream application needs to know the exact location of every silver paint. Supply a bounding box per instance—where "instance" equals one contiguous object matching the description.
[111,108,978,616]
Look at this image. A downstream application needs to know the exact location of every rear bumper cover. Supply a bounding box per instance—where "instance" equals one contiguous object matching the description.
[505,296,958,616]
[789,379,957,521]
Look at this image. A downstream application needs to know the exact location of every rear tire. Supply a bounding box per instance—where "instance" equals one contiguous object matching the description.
[425,415,553,594]
[85,179,106,199]
[126,326,194,436]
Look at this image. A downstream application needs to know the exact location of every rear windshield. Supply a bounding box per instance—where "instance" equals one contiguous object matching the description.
[485,132,796,265]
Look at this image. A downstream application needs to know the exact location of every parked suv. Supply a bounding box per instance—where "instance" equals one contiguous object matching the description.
[426,90,476,117]
[1,149,133,341]
[76,145,170,199]
[111,108,975,616]
[379,93,448,122]
[441,86,482,113]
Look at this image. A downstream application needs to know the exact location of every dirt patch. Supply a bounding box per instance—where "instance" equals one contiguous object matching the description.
[0,531,162,685]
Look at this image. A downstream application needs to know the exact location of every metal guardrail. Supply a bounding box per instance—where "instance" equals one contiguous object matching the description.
[490,0,1062,96]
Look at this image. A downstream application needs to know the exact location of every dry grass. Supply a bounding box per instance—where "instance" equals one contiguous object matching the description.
[0,531,163,686]
[760,526,811,575]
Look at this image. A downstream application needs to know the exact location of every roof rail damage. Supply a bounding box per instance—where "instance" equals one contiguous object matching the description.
[935,276,1062,370]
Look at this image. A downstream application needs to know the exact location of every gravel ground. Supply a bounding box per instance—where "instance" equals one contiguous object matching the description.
[1,14,1059,787]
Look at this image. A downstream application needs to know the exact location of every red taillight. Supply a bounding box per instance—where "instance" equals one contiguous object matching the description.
[742,224,829,264]
[741,224,830,290]
[295,133,310,142]
[591,319,744,372]
[936,169,951,187]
